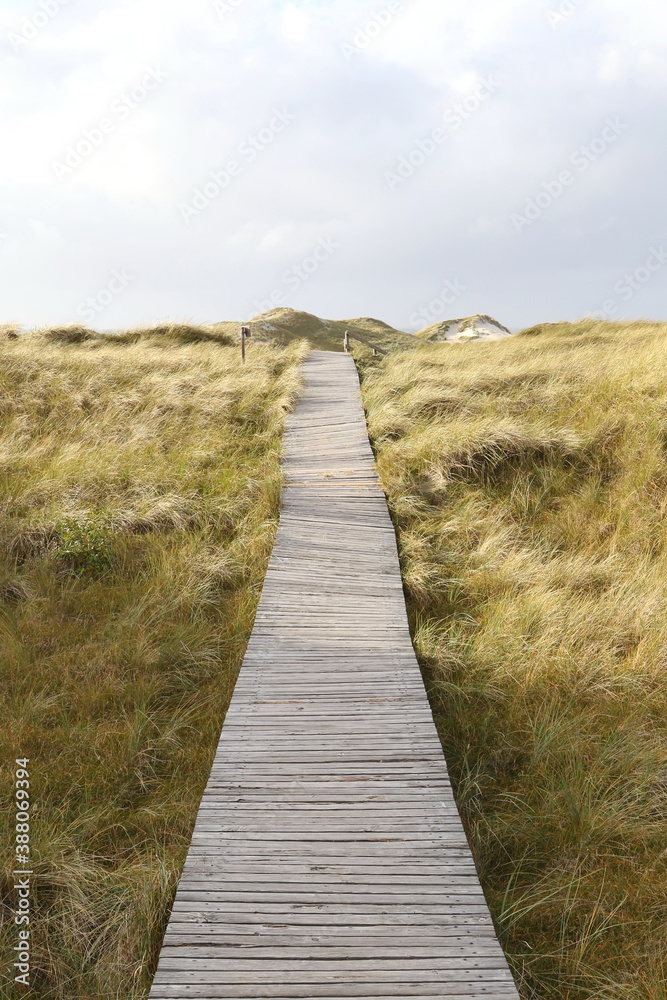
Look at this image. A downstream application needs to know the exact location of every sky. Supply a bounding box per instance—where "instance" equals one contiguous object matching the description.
[1,0,666,332]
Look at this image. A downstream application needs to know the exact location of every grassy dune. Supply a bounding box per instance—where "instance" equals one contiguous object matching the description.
[208,307,414,353]
[0,326,307,998]
[359,320,667,1000]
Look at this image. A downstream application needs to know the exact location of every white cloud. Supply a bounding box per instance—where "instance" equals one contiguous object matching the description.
[1,0,666,329]
[280,3,312,42]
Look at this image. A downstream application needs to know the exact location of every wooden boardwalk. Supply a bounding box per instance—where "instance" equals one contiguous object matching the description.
[149,351,520,1000]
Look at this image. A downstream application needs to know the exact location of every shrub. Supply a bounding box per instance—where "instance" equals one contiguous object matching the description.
[54,514,114,576]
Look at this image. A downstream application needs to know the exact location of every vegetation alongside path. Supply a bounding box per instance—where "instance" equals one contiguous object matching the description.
[0,326,307,998]
[360,320,667,1000]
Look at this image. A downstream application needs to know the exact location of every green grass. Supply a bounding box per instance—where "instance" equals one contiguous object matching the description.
[358,320,667,1000]
[0,326,307,998]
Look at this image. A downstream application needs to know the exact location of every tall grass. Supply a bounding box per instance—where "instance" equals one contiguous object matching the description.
[0,326,307,999]
[359,320,667,999]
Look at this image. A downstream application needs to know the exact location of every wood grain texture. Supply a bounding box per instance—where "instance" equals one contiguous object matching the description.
[149,351,519,1000]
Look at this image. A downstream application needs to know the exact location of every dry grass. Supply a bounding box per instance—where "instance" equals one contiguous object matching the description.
[0,326,307,998]
[359,320,667,1000]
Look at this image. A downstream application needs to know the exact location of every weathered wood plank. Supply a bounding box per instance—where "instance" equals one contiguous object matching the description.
[150,988,520,999]
[148,351,518,999]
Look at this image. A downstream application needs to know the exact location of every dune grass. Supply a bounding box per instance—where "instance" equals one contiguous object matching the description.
[359,320,667,1000]
[0,326,307,998]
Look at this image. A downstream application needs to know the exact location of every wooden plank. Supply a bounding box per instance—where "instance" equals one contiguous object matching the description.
[154,959,514,974]
[165,909,496,926]
[148,351,518,999]
[159,943,503,956]
[152,972,516,986]
[150,988,520,999]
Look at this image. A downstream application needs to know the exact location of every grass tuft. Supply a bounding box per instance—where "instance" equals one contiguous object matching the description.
[36,326,97,345]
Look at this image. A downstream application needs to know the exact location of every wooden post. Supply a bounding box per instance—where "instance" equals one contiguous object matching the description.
[241,325,250,363]
[344,330,350,353]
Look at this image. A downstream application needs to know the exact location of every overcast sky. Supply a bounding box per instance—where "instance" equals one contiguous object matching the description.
[1,0,665,332]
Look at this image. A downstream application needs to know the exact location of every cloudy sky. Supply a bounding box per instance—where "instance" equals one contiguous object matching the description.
[1,0,665,331]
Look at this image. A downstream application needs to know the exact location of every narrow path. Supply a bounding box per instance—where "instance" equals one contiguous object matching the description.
[149,351,519,999]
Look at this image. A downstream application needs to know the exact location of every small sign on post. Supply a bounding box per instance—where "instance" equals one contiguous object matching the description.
[241,325,251,363]
[344,330,350,354]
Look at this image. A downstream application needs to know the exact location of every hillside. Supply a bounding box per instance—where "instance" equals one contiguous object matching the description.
[208,307,415,353]
[414,313,513,342]
[360,319,667,1000]
[208,308,514,351]
[9,310,514,354]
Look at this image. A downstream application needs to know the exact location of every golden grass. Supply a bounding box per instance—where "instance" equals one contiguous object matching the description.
[0,326,308,998]
[359,320,667,1000]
